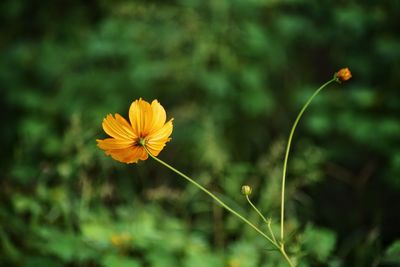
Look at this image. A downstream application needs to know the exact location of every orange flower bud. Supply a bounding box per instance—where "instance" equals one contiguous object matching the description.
[335,67,352,82]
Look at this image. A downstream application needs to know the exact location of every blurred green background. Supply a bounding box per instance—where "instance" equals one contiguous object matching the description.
[1,0,400,266]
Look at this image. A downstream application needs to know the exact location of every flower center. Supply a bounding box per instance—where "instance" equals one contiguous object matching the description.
[138,138,146,146]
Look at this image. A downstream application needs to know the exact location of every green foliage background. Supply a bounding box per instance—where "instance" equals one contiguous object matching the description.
[1,0,400,266]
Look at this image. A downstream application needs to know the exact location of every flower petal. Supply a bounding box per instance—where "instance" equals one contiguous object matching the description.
[147,100,167,135]
[145,141,169,156]
[145,119,173,156]
[102,114,136,140]
[129,98,153,137]
[97,138,134,150]
[104,146,144,164]
[115,114,137,137]
[146,119,173,143]
[138,147,149,160]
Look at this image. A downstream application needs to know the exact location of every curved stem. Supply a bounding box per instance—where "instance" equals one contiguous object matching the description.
[144,145,296,266]
[280,245,296,267]
[280,78,336,242]
[145,147,276,245]
[267,220,277,244]
[245,195,277,243]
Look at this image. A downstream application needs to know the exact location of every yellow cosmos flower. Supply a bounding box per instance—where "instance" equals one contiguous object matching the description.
[97,98,173,163]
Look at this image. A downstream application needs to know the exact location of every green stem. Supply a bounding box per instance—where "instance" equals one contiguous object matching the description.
[280,245,296,267]
[143,150,295,267]
[145,147,275,245]
[267,220,277,244]
[144,145,296,266]
[280,78,336,243]
[245,195,277,243]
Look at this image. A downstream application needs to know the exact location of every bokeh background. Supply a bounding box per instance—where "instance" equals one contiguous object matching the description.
[1,0,400,266]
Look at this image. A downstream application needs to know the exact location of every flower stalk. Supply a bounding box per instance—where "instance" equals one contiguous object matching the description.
[143,146,276,243]
[143,146,295,266]
[280,77,337,244]
[245,194,277,244]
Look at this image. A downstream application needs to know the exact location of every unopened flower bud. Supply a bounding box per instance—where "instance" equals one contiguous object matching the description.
[335,67,352,82]
[241,185,252,196]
